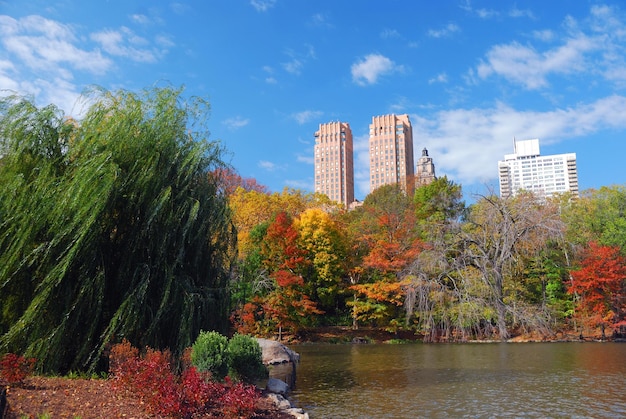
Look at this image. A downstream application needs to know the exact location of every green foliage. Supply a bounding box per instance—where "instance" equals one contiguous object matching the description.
[226,334,268,383]
[0,87,235,373]
[191,331,229,380]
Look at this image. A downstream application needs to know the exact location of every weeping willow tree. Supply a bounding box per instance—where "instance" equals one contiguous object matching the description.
[0,86,236,373]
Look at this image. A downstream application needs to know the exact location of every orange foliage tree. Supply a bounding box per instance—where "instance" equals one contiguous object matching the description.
[231,212,323,337]
[569,241,626,337]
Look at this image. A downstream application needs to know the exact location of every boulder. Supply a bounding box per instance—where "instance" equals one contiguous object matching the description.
[266,377,289,395]
[256,338,300,365]
[265,392,292,410]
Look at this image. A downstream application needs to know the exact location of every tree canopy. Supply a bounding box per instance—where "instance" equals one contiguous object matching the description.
[0,87,235,373]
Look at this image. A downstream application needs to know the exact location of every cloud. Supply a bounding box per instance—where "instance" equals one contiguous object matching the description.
[380,28,401,39]
[222,116,250,130]
[429,73,448,84]
[0,15,112,75]
[250,0,276,12]
[283,58,303,74]
[281,45,315,75]
[408,96,626,187]
[258,160,286,172]
[509,8,535,19]
[91,27,162,63]
[296,154,314,164]
[292,110,323,124]
[475,36,596,89]
[310,13,332,28]
[427,23,460,38]
[351,53,402,86]
[130,14,150,25]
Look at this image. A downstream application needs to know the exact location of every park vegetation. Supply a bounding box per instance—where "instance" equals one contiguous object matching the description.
[1,86,625,381]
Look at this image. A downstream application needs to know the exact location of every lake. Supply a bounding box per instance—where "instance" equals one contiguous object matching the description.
[285,342,626,418]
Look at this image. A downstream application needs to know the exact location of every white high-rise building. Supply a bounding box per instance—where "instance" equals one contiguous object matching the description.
[498,139,579,199]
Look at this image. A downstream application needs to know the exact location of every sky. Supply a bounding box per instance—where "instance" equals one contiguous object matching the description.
[1,0,626,201]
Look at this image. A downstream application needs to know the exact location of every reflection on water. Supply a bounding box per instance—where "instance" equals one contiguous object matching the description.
[289,342,626,418]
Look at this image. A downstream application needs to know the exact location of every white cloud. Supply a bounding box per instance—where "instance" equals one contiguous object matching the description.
[532,30,555,42]
[0,15,112,75]
[292,110,323,125]
[429,73,448,84]
[427,23,460,38]
[408,96,626,187]
[130,14,150,25]
[351,53,402,86]
[91,27,161,63]
[250,0,276,13]
[474,7,626,90]
[283,58,303,74]
[475,35,596,89]
[222,116,250,130]
[296,154,314,165]
[509,8,535,19]
[310,13,332,28]
[380,28,400,39]
[258,160,286,171]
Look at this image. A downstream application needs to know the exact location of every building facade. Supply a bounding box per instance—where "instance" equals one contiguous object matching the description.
[416,147,436,187]
[498,138,579,199]
[369,114,415,194]
[314,121,354,207]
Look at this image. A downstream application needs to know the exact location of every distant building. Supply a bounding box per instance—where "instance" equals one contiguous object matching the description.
[498,138,579,199]
[369,114,415,194]
[416,147,436,187]
[314,121,354,207]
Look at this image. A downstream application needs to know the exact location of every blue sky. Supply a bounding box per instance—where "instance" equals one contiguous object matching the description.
[1,1,626,201]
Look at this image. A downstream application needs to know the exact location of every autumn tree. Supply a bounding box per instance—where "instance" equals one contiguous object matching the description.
[348,184,423,328]
[295,208,348,316]
[561,186,626,251]
[213,167,268,196]
[414,175,465,229]
[569,241,626,337]
[231,212,322,337]
[0,87,235,373]
[456,192,565,340]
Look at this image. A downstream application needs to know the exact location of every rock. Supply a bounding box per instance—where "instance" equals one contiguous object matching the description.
[285,407,310,419]
[266,377,289,395]
[265,392,292,410]
[256,338,300,365]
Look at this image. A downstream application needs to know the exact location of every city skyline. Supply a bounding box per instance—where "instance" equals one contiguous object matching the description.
[2,2,626,200]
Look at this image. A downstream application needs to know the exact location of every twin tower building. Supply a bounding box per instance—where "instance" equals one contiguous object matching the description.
[314,114,436,208]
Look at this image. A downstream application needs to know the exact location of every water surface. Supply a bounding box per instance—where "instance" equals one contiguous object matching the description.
[288,342,626,418]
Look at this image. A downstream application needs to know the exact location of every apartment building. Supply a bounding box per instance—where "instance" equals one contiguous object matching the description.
[314,121,354,207]
[498,138,579,199]
[369,114,415,194]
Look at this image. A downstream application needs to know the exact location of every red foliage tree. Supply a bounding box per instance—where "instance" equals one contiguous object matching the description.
[212,167,268,196]
[569,241,626,335]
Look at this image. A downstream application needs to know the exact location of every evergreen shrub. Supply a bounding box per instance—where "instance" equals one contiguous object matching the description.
[191,331,229,380]
[226,334,268,383]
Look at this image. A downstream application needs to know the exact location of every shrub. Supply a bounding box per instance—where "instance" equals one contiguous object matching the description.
[226,334,268,383]
[109,340,262,418]
[219,380,261,418]
[0,353,36,385]
[191,331,229,380]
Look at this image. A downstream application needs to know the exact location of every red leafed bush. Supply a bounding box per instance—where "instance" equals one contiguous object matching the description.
[0,353,36,386]
[109,341,260,418]
[219,379,261,418]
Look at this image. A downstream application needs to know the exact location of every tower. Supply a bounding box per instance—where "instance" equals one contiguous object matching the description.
[368,114,415,194]
[314,121,354,207]
[416,147,436,187]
